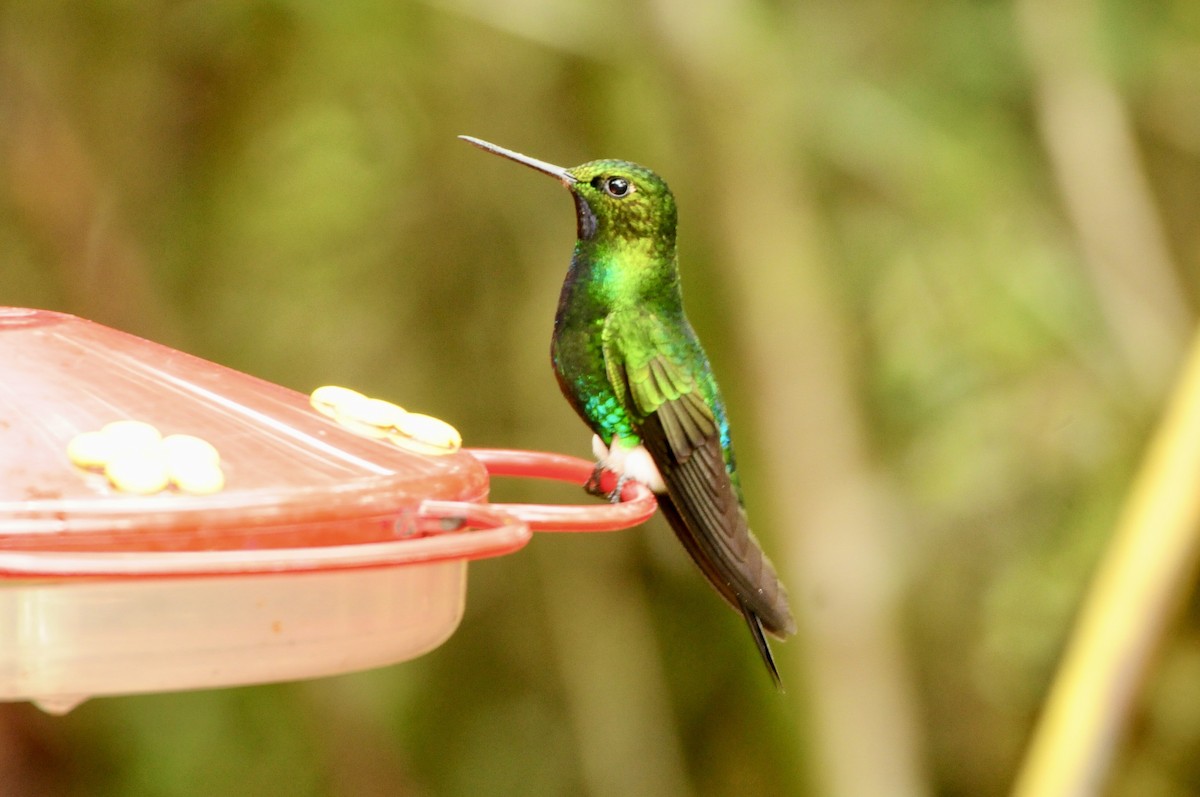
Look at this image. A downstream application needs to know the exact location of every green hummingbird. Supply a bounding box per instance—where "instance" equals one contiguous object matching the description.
[461,135,796,686]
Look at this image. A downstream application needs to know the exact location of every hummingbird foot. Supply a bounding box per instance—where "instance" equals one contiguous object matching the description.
[582,462,629,503]
[607,473,632,504]
[584,461,610,497]
[584,461,627,502]
[591,434,667,494]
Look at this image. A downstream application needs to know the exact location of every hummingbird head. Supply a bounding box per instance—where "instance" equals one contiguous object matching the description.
[460,136,677,245]
[562,160,677,244]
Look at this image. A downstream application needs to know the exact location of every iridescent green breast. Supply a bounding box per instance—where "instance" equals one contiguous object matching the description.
[550,283,637,445]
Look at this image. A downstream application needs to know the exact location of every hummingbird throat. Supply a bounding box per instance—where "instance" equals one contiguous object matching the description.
[572,193,598,240]
[592,434,667,494]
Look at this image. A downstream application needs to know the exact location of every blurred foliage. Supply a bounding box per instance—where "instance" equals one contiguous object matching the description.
[1,0,1200,795]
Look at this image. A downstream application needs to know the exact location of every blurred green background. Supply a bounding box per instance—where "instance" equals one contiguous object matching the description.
[3,0,1200,794]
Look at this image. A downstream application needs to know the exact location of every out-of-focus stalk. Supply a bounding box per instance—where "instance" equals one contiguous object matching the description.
[1013,327,1200,797]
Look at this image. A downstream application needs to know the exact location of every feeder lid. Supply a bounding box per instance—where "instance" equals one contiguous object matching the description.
[0,307,500,564]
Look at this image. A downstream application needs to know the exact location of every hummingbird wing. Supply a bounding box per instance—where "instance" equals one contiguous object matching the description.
[604,313,796,645]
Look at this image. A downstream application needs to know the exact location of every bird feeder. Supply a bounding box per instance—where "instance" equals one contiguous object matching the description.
[0,307,656,714]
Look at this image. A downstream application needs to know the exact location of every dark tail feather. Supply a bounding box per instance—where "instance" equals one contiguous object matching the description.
[740,600,783,690]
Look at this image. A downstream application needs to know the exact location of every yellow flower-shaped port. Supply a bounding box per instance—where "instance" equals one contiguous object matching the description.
[68,422,225,495]
[310,386,462,456]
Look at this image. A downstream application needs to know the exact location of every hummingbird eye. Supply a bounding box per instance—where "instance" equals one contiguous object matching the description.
[603,176,632,198]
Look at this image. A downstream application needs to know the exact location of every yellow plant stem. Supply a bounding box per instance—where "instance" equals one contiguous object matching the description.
[1014,329,1200,797]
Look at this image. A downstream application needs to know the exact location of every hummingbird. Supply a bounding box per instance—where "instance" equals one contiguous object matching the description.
[461,135,796,686]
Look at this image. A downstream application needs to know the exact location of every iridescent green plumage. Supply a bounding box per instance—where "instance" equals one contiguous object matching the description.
[461,136,796,686]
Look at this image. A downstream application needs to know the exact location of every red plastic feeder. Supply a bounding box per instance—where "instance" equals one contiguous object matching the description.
[0,307,656,713]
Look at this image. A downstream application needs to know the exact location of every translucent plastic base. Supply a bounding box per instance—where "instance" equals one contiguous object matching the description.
[0,562,467,713]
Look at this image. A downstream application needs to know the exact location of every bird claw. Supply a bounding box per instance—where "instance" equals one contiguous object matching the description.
[584,464,628,504]
[608,473,631,504]
[584,463,608,497]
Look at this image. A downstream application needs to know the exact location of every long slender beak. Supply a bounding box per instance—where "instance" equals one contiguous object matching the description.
[459,135,577,185]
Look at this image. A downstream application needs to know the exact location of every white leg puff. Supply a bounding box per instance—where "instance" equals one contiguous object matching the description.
[593,436,666,494]
[592,434,609,464]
